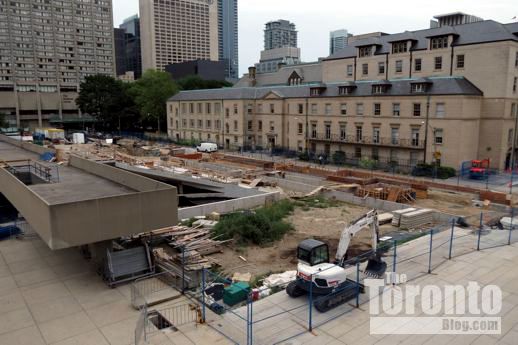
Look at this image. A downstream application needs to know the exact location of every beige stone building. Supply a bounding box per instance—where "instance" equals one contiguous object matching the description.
[0,0,116,128]
[139,0,219,72]
[168,15,518,170]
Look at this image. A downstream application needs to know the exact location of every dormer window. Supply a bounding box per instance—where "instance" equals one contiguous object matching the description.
[411,83,427,93]
[431,36,448,49]
[338,84,357,95]
[359,46,372,57]
[310,86,326,96]
[372,85,387,94]
[392,41,408,54]
[372,81,391,95]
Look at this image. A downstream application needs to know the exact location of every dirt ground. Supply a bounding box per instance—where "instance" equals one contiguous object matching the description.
[413,189,482,217]
[211,202,394,278]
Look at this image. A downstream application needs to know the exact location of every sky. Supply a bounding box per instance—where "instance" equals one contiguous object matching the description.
[113,0,518,77]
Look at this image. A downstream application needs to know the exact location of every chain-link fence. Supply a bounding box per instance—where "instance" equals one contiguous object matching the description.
[193,209,518,345]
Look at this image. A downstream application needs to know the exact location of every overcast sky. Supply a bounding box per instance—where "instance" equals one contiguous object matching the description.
[113,0,518,77]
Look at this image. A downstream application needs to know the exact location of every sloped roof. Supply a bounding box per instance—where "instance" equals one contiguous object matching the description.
[326,20,518,60]
[169,77,483,102]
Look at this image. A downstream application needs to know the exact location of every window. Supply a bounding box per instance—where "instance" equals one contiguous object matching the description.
[258,120,262,132]
[392,103,400,116]
[340,103,347,115]
[225,108,230,117]
[215,103,221,114]
[247,120,252,131]
[270,104,275,113]
[431,36,448,49]
[247,104,253,114]
[347,64,353,77]
[325,124,331,139]
[190,119,194,128]
[378,62,385,75]
[373,127,380,144]
[515,52,518,67]
[395,60,403,73]
[233,104,238,114]
[233,120,238,131]
[181,103,187,114]
[196,103,202,113]
[514,77,517,93]
[311,123,317,138]
[206,120,211,129]
[234,136,238,143]
[414,58,422,72]
[362,63,368,75]
[355,147,362,158]
[392,41,408,54]
[356,126,363,142]
[434,129,443,144]
[436,103,445,117]
[298,103,304,114]
[413,103,421,116]
[411,128,420,147]
[340,124,346,140]
[298,123,303,134]
[512,103,517,117]
[189,103,194,113]
[509,129,514,146]
[206,103,211,114]
[374,103,381,116]
[216,120,221,130]
[310,88,322,96]
[434,56,442,70]
[339,86,354,95]
[311,103,317,114]
[257,104,263,113]
[270,121,275,131]
[197,119,202,128]
[359,46,372,57]
[456,54,465,69]
[356,103,364,116]
[391,127,399,145]
[411,83,426,93]
[325,103,332,115]
[372,85,386,94]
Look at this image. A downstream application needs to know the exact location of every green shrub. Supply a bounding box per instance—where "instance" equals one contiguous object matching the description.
[298,151,310,161]
[412,163,456,179]
[359,158,378,170]
[211,200,295,245]
[332,150,346,165]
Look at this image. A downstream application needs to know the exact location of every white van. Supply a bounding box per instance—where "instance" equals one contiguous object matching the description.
[196,142,218,153]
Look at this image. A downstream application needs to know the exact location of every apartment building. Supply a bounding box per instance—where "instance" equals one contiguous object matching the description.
[330,29,352,55]
[217,0,238,81]
[168,15,518,170]
[0,0,115,128]
[139,0,219,72]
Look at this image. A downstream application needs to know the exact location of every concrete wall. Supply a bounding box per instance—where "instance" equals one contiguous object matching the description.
[69,155,170,192]
[263,176,319,194]
[178,191,280,219]
[0,135,55,156]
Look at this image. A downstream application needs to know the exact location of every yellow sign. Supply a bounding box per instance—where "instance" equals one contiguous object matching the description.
[433,151,441,159]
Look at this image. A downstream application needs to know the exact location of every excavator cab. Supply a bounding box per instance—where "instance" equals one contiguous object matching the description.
[297,239,329,266]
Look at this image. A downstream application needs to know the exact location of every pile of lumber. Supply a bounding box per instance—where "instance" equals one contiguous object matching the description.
[399,209,434,230]
[355,183,416,203]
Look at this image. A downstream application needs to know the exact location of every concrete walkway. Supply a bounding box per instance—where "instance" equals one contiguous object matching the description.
[0,236,229,345]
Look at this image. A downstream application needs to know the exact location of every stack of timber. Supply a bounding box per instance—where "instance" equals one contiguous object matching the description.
[391,208,417,226]
[355,183,416,203]
[399,209,434,230]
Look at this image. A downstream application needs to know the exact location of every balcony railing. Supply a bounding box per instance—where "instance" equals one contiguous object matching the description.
[309,133,425,149]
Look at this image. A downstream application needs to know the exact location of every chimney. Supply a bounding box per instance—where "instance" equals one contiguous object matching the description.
[248,66,257,86]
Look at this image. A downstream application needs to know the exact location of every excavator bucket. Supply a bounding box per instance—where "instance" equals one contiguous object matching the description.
[365,258,387,278]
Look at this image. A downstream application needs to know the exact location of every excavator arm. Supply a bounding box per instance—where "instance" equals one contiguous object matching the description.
[335,209,380,267]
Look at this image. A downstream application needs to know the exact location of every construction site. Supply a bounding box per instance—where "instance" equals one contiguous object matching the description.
[0,133,518,345]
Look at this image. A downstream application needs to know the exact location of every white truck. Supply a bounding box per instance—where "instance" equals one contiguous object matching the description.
[196,142,218,153]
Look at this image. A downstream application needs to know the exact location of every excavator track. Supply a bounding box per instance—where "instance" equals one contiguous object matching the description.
[313,280,362,313]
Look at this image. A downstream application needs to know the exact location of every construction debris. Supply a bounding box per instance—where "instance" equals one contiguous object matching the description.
[356,183,416,203]
[232,272,252,282]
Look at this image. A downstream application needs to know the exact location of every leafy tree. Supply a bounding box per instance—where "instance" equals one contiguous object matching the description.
[130,69,178,132]
[76,75,133,130]
[177,75,232,90]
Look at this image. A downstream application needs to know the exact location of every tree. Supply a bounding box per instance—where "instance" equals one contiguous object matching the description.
[76,75,133,130]
[131,69,178,132]
[177,75,232,90]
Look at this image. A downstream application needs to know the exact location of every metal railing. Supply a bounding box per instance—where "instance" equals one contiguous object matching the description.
[309,133,425,149]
